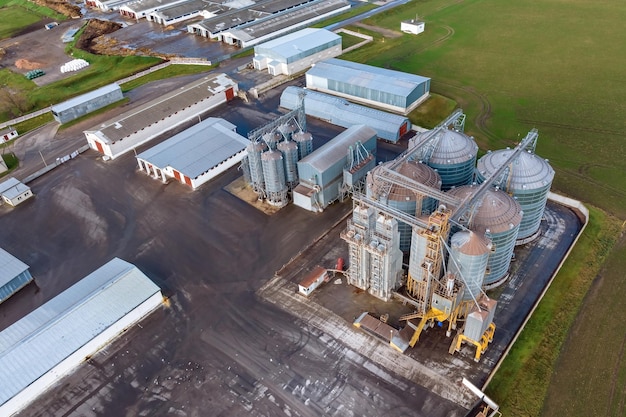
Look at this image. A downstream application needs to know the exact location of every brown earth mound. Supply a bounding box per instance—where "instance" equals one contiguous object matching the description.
[15,59,42,69]
[75,19,123,54]
[31,0,81,18]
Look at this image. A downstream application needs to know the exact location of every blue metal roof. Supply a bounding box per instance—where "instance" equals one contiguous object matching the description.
[306,58,430,98]
[0,248,29,288]
[254,28,340,61]
[0,258,161,410]
[137,118,249,179]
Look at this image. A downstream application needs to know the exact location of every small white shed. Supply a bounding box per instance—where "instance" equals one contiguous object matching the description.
[0,177,33,206]
[401,19,425,35]
[298,266,329,297]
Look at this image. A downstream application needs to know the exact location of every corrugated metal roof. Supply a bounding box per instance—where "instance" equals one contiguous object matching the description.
[426,129,478,165]
[254,28,339,60]
[0,248,29,288]
[298,124,376,172]
[306,58,430,98]
[151,0,219,20]
[85,74,236,144]
[51,84,121,114]
[0,258,161,408]
[137,118,248,179]
[280,86,408,142]
[0,177,30,200]
[122,0,187,13]
[477,149,555,191]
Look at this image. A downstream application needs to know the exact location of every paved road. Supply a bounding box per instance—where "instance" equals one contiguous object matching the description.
[325,0,411,31]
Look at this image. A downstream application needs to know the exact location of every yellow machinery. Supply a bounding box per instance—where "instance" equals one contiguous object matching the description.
[450,322,496,362]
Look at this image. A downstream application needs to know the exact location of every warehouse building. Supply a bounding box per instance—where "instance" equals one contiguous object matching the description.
[85,0,134,11]
[84,73,237,160]
[0,258,162,417]
[0,247,33,305]
[147,0,224,25]
[253,28,341,76]
[1,127,18,143]
[306,58,431,115]
[136,118,249,189]
[294,124,377,211]
[119,0,189,19]
[280,86,411,143]
[0,177,33,207]
[51,83,124,124]
[187,0,349,48]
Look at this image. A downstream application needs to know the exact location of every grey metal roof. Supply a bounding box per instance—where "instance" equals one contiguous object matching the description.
[0,177,30,200]
[280,86,409,142]
[447,185,522,234]
[477,149,555,191]
[137,118,248,179]
[0,258,161,408]
[306,58,430,98]
[51,84,121,114]
[122,0,188,13]
[85,73,235,144]
[0,248,29,288]
[151,0,220,19]
[254,28,339,60]
[427,129,478,165]
[299,124,376,172]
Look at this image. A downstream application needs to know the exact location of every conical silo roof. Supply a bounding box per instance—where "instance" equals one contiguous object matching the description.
[477,149,554,191]
[429,130,478,165]
[367,161,441,202]
[447,185,522,234]
[451,231,492,256]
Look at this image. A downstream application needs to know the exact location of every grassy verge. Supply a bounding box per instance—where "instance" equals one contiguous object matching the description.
[12,113,54,135]
[1,152,19,177]
[408,93,457,129]
[0,5,41,39]
[339,32,365,50]
[0,0,67,20]
[120,64,216,92]
[311,2,378,28]
[486,208,622,415]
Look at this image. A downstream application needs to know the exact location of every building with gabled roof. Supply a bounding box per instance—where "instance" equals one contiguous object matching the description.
[136,118,249,189]
[0,248,33,305]
[253,28,341,76]
[84,73,237,160]
[0,258,162,417]
[0,177,33,207]
[306,58,431,115]
[51,83,124,124]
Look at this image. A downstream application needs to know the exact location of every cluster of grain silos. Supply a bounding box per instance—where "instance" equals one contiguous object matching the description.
[241,119,313,207]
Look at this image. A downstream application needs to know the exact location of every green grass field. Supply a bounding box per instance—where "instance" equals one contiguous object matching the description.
[340,0,626,415]
[0,5,41,39]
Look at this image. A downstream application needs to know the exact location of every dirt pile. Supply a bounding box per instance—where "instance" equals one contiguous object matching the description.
[15,59,42,69]
[75,19,123,54]
[31,0,82,18]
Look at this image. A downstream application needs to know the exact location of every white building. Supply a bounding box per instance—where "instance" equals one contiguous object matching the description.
[84,73,237,160]
[0,247,33,304]
[136,118,249,189]
[119,0,188,19]
[401,19,425,35]
[0,177,33,207]
[298,265,328,296]
[0,127,18,143]
[0,258,162,417]
[253,28,341,76]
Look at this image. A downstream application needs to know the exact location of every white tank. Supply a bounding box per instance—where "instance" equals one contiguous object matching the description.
[261,150,287,206]
[448,231,492,301]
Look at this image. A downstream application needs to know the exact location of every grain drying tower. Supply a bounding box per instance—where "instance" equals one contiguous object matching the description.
[475,129,554,242]
[447,185,522,287]
[366,161,441,251]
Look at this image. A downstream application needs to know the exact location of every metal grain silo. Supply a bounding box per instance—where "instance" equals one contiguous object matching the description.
[263,131,282,151]
[292,131,313,159]
[246,141,267,194]
[421,129,478,190]
[261,150,288,206]
[366,161,441,251]
[277,140,299,189]
[278,122,298,141]
[447,185,522,287]
[476,149,554,241]
[448,231,492,301]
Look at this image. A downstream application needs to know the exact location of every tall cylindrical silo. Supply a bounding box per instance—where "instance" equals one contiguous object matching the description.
[408,219,430,285]
[292,131,313,160]
[366,161,441,252]
[448,231,492,301]
[261,150,288,206]
[277,140,299,189]
[262,131,281,151]
[246,141,267,194]
[476,149,554,241]
[422,129,478,190]
[278,122,298,141]
[447,185,522,287]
